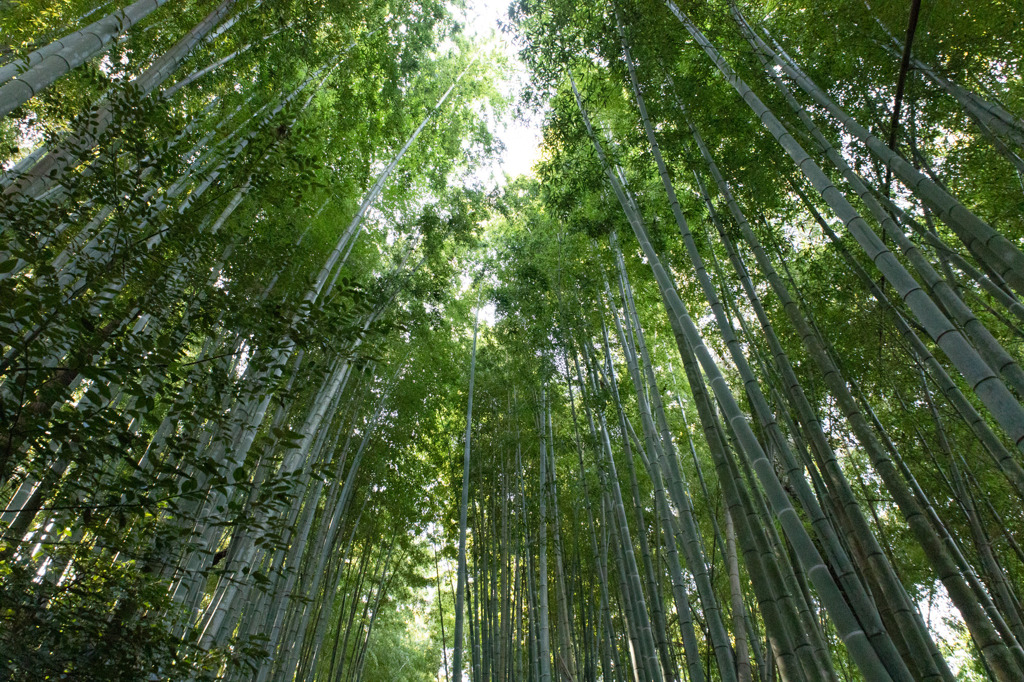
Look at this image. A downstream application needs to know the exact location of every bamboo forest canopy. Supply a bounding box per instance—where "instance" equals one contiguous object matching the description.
[2,0,1024,679]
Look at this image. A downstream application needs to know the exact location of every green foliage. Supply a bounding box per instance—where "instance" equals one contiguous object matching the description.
[3,0,1024,679]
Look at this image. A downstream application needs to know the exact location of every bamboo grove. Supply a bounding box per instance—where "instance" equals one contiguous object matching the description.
[2,0,1024,680]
